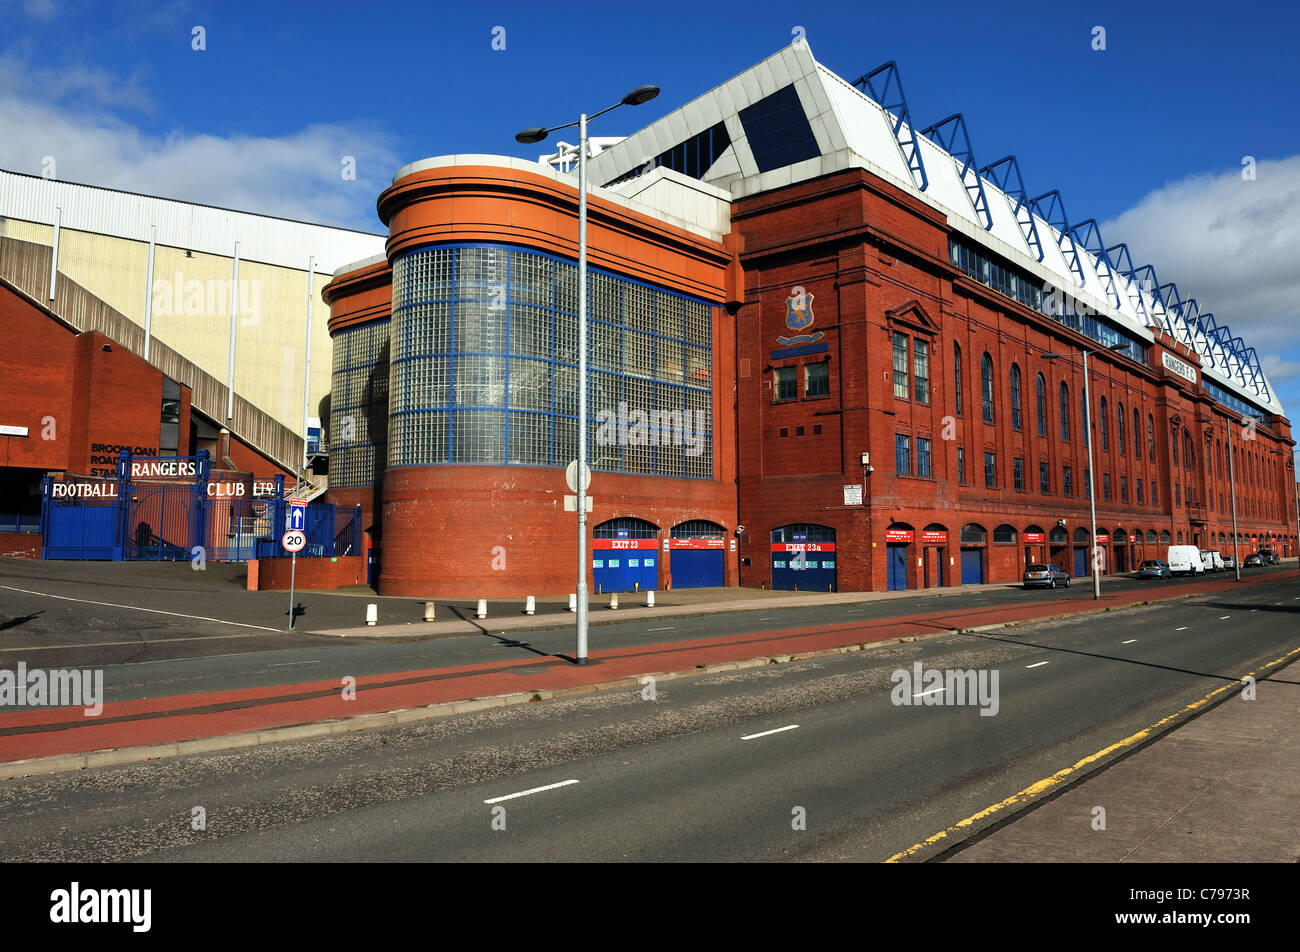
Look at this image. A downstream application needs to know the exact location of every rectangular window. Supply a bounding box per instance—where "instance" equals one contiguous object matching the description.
[984,451,996,489]
[893,332,910,399]
[775,366,796,401]
[1121,475,1128,502]
[1175,483,1181,507]
[804,361,829,398]
[1084,469,1092,497]
[1136,479,1143,504]
[895,433,912,476]
[913,339,930,404]
[1039,460,1049,494]
[957,447,966,485]
[1151,481,1157,505]
[1063,465,1073,497]
[1013,456,1024,491]
[1103,473,1112,501]
[917,437,932,478]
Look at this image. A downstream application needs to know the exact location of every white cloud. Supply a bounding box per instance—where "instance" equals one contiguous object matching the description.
[0,55,397,232]
[1101,156,1300,359]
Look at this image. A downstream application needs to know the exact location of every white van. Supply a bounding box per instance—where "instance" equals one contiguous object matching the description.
[1167,545,1205,575]
[1200,550,1225,573]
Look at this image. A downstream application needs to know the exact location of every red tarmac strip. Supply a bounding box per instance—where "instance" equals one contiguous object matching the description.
[0,574,1270,763]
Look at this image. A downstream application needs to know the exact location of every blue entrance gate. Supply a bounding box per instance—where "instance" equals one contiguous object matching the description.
[669,520,726,589]
[41,497,120,560]
[771,524,836,592]
[592,518,660,593]
[960,548,984,585]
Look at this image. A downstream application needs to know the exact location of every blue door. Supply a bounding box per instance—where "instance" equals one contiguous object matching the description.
[887,544,909,590]
[593,548,657,593]
[1073,546,1088,577]
[672,548,723,588]
[771,546,836,591]
[960,548,984,585]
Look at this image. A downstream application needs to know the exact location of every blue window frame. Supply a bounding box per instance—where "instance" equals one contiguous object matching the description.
[895,433,912,476]
[917,437,932,478]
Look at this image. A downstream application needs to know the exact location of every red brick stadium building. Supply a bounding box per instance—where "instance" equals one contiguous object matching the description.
[324,43,1297,597]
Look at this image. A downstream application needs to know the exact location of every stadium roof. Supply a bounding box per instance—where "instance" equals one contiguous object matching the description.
[588,43,1282,418]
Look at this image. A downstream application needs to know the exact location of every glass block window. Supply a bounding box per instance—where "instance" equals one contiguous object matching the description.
[329,319,390,487]
[385,244,713,479]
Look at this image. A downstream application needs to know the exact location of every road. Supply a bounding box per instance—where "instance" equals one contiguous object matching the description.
[1,576,1295,862]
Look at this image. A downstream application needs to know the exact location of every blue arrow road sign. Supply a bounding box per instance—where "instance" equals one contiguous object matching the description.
[288,497,307,532]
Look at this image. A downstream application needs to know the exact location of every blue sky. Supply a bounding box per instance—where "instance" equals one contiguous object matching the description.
[2,0,1299,432]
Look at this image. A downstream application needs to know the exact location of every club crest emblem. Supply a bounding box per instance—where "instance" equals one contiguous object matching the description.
[778,285,824,346]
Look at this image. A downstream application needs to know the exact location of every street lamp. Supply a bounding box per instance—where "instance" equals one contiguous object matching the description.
[1200,414,1242,581]
[1270,448,1299,573]
[516,84,660,666]
[1043,341,1129,600]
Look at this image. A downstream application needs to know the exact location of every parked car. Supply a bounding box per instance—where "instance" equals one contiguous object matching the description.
[1137,559,1172,579]
[1024,563,1071,589]
[1200,550,1225,573]
[1257,548,1279,565]
[1244,553,1265,567]
[1166,545,1206,575]
[1222,554,1239,570]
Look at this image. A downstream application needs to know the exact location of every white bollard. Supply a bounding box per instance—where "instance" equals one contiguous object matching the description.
[610,592,619,610]
[423,601,435,622]
[476,598,487,619]
[366,603,377,627]
[646,590,655,607]
[525,595,535,615]
[568,593,577,613]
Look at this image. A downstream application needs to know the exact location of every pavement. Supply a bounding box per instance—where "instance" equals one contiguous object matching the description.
[2,558,1298,863]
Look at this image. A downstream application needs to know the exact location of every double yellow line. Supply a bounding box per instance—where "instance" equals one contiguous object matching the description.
[885,643,1300,863]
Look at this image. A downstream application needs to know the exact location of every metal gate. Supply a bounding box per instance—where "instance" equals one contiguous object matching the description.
[771,524,836,592]
[41,496,120,560]
[669,520,725,589]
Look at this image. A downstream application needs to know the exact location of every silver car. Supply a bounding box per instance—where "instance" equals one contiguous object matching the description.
[1023,563,1071,589]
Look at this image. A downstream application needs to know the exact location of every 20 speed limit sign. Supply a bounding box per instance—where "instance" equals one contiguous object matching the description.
[281,529,307,553]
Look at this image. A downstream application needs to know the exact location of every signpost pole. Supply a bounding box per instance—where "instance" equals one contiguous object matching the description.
[288,548,297,631]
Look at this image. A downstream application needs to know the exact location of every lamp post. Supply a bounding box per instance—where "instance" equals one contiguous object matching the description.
[1044,341,1129,600]
[1270,448,1299,573]
[516,84,659,665]
[1200,414,1242,581]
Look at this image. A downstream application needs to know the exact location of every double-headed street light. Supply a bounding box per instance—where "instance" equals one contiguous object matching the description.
[516,84,660,666]
[1270,447,1300,574]
[1043,341,1130,600]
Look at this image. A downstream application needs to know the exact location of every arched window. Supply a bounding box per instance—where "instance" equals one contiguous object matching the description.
[961,523,987,545]
[1117,402,1126,455]
[1147,414,1155,461]
[1035,373,1046,436]
[1100,396,1109,450]
[1073,527,1091,544]
[953,343,963,417]
[594,517,660,539]
[1060,382,1070,441]
[1010,364,1022,430]
[1146,530,1158,544]
[1133,408,1141,460]
[981,353,994,424]
[1183,430,1193,470]
[993,524,1017,544]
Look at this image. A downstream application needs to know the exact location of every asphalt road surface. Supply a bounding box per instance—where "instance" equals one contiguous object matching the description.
[1,576,1295,862]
